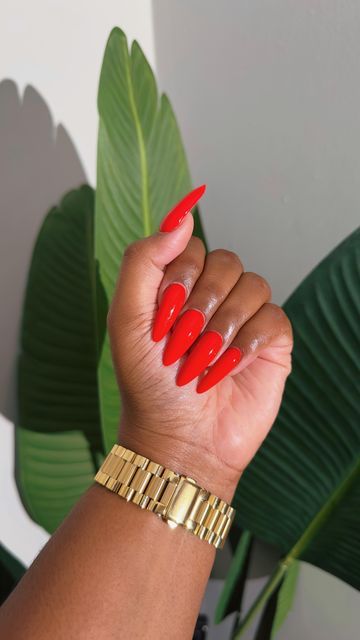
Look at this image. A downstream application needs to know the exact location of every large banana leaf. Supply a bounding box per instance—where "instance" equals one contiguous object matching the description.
[16,186,104,532]
[222,228,360,637]
[95,27,206,450]
[15,27,205,531]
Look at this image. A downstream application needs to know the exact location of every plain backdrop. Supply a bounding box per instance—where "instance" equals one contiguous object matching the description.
[0,1,359,638]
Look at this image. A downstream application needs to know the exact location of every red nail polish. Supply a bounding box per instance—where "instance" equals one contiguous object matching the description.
[176,331,223,386]
[162,309,205,366]
[152,283,186,342]
[159,185,206,232]
[196,347,243,393]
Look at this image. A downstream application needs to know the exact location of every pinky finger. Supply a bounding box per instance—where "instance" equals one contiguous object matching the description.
[196,303,292,393]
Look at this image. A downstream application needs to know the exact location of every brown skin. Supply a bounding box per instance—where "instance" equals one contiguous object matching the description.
[0,212,292,639]
[112,215,293,500]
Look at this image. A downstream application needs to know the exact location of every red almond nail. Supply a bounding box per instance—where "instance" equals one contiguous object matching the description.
[176,331,223,386]
[162,309,205,366]
[159,185,206,232]
[152,283,186,342]
[196,347,243,393]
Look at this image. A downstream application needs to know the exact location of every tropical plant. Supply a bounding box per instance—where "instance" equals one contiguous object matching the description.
[5,25,360,640]
[216,228,360,638]
[16,28,206,534]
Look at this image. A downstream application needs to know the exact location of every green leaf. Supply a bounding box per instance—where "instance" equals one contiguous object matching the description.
[253,580,283,640]
[230,228,360,636]
[271,560,299,637]
[95,27,206,450]
[233,560,300,640]
[233,562,288,639]
[16,186,105,532]
[15,27,205,532]
[0,544,25,605]
[215,530,253,624]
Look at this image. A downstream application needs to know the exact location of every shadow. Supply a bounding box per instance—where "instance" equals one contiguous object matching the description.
[0,79,87,422]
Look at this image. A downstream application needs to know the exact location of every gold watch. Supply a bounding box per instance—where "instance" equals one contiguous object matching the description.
[94,444,235,549]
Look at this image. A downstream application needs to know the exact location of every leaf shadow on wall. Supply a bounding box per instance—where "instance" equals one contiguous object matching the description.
[0,79,87,423]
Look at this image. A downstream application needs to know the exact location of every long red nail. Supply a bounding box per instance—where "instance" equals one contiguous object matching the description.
[159,185,206,232]
[163,309,205,366]
[196,347,243,393]
[152,283,187,342]
[176,331,223,386]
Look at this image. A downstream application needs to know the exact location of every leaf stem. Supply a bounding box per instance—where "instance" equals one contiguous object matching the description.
[232,562,288,638]
[287,458,359,560]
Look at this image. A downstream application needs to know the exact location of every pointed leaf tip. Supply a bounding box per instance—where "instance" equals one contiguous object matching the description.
[95,25,201,447]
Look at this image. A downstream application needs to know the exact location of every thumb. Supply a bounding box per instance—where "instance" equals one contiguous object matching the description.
[110,186,206,322]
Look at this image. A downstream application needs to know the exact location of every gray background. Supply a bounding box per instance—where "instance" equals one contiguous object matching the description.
[0,1,359,638]
[152,3,359,636]
[153,0,360,305]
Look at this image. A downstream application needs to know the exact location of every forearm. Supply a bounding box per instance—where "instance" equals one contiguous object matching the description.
[0,472,217,639]
[0,186,292,639]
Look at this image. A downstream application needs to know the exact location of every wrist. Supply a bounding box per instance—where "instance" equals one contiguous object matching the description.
[118,419,239,503]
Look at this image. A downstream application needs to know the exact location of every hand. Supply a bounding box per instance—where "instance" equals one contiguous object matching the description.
[107,187,293,501]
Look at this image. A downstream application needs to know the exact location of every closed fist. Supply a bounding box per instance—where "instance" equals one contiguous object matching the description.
[107,187,293,500]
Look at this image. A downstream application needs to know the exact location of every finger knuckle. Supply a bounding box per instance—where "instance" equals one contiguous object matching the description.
[202,278,224,299]
[123,240,143,261]
[244,272,272,298]
[188,235,206,255]
[175,237,206,275]
[266,303,292,334]
[183,259,203,279]
[209,248,243,270]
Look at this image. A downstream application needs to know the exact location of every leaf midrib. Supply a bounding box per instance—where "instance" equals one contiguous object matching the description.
[287,456,359,562]
[124,41,151,236]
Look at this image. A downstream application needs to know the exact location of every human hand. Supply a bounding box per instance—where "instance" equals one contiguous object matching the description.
[107,187,293,501]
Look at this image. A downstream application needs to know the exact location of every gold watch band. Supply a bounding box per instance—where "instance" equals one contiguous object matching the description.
[94,444,235,549]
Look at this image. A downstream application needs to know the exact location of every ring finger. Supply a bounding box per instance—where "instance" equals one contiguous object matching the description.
[196,303,292,393]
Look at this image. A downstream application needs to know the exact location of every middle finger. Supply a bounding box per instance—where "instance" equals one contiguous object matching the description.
[163,249,243,365]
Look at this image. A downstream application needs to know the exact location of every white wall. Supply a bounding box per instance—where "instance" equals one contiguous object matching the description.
[0,0,158,602]
[0,0,156,569]
[0,1,359,638]
[153,0,360,304]
[0,0,156,184]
